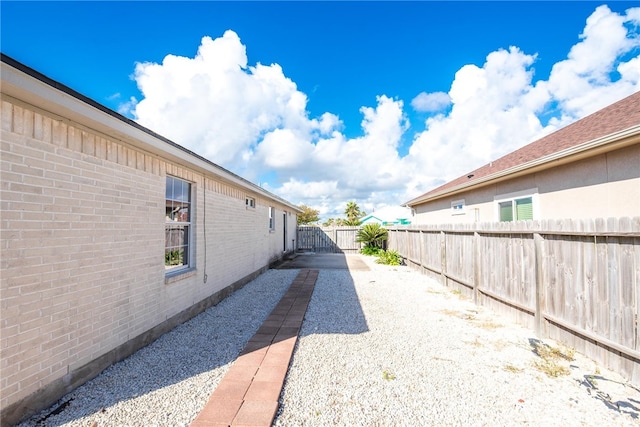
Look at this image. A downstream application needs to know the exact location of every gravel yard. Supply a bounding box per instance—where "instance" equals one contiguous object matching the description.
[17,256,640,427]
[274,257,640,426]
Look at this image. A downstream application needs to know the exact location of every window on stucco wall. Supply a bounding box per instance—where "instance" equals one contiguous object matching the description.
[498,196,533,222]
[451,199,465,215]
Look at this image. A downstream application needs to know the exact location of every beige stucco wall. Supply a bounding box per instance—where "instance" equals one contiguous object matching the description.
[411,143,640,225]
[0,93,298,423]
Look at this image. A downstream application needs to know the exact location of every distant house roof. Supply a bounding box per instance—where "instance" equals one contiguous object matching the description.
[360,206,412,225]
[360,215,384,224]
[405,91,640,207]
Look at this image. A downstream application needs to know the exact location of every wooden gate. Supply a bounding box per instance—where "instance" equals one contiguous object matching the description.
[297,226,361,253]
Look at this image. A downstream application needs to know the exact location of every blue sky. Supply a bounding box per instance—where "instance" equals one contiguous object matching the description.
[3,1,640,219]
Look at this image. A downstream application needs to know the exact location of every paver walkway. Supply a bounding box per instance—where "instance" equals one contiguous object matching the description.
[190,268,318,427]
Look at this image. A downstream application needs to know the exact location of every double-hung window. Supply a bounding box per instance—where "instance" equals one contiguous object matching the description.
[165,176,191,272]
[269,206,275,230]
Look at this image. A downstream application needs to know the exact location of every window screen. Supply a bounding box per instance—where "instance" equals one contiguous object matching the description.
[499,201,514,222]
[515,197,533,220]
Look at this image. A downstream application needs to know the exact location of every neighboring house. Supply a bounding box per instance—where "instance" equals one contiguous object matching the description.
[405,91,640,225]
[360,205,412,226]
[0,55,301,425]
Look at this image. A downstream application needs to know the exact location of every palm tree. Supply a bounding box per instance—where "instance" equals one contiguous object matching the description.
[344,201,363,224]
[356,223,388,248]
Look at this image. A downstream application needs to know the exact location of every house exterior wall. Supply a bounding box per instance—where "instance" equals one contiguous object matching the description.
[411,144,640,225]
[0,94,298,423]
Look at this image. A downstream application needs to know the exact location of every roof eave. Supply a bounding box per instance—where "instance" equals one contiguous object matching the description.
[0,56,302,213]
[405,125,640,207]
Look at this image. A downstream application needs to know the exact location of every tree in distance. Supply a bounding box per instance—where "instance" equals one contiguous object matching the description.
[297,205,320,225]
[344,201,365,226]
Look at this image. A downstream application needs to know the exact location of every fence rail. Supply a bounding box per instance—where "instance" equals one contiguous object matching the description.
[387,217,640,384]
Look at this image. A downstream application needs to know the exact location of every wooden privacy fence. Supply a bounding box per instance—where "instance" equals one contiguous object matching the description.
[387,217,640,384]
[297,226,361,253]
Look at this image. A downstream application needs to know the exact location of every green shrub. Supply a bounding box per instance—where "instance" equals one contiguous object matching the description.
[356,223,388,248]
[361,245,383,256]
[376,249,401,266]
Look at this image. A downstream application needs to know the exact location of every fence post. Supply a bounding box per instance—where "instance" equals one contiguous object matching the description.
[534,232,546,337]
[334,227,338,252]
[419,229,423,272]
[473,231,480,304]
[405,228,409,261]
[440,231,447,286]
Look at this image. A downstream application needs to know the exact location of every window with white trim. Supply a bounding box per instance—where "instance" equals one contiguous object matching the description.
[246,197,255,209]
[269,206,275,230]
[498,196,533,222]
[165,176,192,272]
[451,199,465,215]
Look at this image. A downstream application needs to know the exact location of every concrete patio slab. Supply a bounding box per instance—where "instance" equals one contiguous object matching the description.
[275,253,370,270]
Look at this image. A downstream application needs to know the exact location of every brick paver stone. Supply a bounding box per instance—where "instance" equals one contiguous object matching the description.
[189,269,318,427]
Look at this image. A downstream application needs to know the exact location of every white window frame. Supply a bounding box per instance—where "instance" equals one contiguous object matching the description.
[494,188,539,222]
[246,196,255,209]
[451,199,466,216]
[269,206,275,231]
[165,176,193,274]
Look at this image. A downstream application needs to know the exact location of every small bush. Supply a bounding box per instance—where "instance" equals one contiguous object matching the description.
[361,245,383,256]
[376,249,401,266]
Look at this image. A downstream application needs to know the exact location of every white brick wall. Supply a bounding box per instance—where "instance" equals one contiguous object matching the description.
[0,93,298,422]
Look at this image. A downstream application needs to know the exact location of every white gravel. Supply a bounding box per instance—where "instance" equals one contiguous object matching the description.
[275,257,640,427]
[16,256,640,427]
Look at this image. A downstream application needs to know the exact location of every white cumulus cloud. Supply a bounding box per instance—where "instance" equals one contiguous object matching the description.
[129,6,640,220]
[255,128,313,169]
[407,46,550,189]
[133,30,321,171]
[411,91,451,112]
[547,5,640,119]
[405,5,640,196]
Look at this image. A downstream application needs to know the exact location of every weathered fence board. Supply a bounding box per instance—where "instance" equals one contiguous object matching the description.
[387,217,640,385]
[297,226,361,253]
